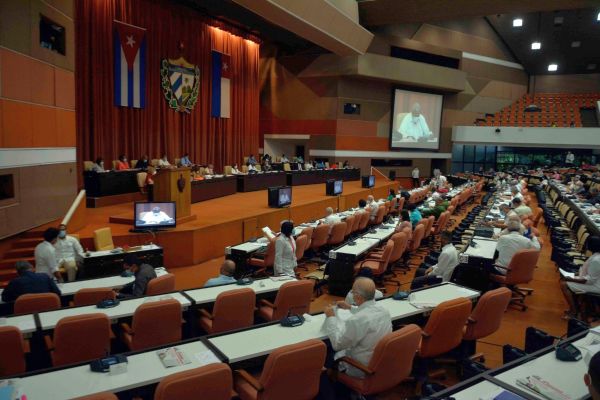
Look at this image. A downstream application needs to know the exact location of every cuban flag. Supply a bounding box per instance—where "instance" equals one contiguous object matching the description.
[211,51,231,118]
[114,20,146,108]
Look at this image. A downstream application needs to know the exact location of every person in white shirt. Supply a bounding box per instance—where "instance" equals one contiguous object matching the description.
[34,228,62,281]
[248,163,258,173]
[560,236,600,318]
[140,207,174,225]
[204,164,215,175]
[366,195,379,221]
[412,167,420,187]
[512,197,532,218]
[494,220,540,273]
[511,186,524,200]
[157,154,171,168]
[410,232,458,289]
[566,151,575,165]
[397,103,432,140]
[91,157,105,173]
[498,213,526,237]
[322,207,341,233]
[54,224,84,282]
[230,164,240,174]
[274,221,297,276]
[280,154,289,163]
[323,277,392,377]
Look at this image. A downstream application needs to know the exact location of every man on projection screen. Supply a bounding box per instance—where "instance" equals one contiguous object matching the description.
[397,103,432,141]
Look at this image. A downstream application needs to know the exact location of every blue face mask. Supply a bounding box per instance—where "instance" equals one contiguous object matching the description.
[58,230,66,238]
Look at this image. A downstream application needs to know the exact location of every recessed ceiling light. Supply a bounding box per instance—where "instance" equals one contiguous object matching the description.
[531,42,541,50]
[587,64,597,70]
[548,64,558,72]
[571,41,581,48]
[554,16,564,25]
[597,11,600,21]
[513,18,523,27]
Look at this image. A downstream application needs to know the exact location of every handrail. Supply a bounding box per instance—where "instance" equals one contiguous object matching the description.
[61,190,86,231]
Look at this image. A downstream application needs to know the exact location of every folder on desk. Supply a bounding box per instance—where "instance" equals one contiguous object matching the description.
[157,347,190,368]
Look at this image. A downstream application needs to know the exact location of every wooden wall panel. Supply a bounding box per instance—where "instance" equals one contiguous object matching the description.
[336,136,388,151]
[56,109,76,146]
[32,105,58,147]
[0,49,33,103]
[54,68,75,110]
[2,100,33,147]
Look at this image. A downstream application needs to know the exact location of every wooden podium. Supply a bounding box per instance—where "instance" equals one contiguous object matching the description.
[153,167,196,222]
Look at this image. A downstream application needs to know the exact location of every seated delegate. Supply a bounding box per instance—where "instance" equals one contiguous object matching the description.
[1,261,61,303]
[116,154,130,170]
[410,231,458,289]
[91,157,105,172]
[54,223,84,282]
[136,155,150,170]
[117,255,157,298]
[204,260,237,287]
[494,220,540,273]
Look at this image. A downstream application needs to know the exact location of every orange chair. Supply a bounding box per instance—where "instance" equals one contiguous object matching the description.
[405,224,425,266]
[369,206,386,226]
[416,298,472,381]
[335,324,422,396]
[431,212,449,247]
[146,273,176,295]
[490,249,540,311]
[154,363,232,400]
[234,339,326,400]
[46,313,111,367]
[199,288,255,334]
[309,224,330,253]
[355,240,395,284]
[294,234,309,271]
[14,293,60,315]
[420,216,435,247]
[357,211,370,231]
[248,238,276,276]
[77,393,118,400]
[462,287,512,361]
[121,298,182,351]
[397,197,405,212]
[327,222,347,246]
[389,197,398,215]
[257,280,314,321]
[0,326,28,377]
[298,227,314,249]
[343,215,355,238]
[350,212,362,234]
[72,288,116,307]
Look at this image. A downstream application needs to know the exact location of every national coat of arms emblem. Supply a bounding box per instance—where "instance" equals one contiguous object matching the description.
[160,56,200,113]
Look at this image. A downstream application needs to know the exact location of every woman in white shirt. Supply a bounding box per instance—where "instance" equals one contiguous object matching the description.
[560,236,600,318]
[274,221,297,276]
[231,164,240,174]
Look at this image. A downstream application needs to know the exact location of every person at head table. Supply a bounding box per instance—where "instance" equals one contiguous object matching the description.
[204,260,237,287]
[366,195,378,221]
[179,153,193,167]
[158,154,171,168]
[140,206,174,225]
[54,223,84,282]
[280,154,289,163]
[136,155,150,170]
[117,255,157,298]
[91,157,105,172]
[1,261,61,303]
[230,163,240,174]
[323,277,392,378]
[397,103,432,140]
[494,220,540,274]
[116,154,130,170]
[248,154,257,166]
[204,164,215,175]
[315,160,325,169]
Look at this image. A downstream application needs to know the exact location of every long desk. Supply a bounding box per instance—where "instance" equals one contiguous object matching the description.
[81,244,163,279]
[549,182,600,237]
[37,292,191,331]
[17,339,220,400]
[184,277,293,305]
[2,314,37,334]
[285,168,360,186]
[83,170,140,197]
[208,283,479,365]
[236,172,287,192]
[191,176,237,203]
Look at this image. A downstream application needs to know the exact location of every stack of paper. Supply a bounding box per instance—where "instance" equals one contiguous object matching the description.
[157,347,191,368]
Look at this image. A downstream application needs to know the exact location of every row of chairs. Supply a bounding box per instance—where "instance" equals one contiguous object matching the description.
[7,287,513,400]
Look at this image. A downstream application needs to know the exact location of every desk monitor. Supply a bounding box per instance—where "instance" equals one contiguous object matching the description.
[268,186,292,208]
[134,202,176,229]
[326,179,343,196]
[362,175,375,188]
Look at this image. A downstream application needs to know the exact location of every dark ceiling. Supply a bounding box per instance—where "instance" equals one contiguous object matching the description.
[486,8,600,75]
[174,0,319,54]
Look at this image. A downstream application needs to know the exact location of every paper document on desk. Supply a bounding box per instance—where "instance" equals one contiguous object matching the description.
[516,375,572,400]
[157,347,191,368]
[195,350,220,366]
[559,269,576,279]
[262,227,275,240]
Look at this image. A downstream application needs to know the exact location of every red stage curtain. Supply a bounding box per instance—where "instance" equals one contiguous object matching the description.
[75,0,260,179]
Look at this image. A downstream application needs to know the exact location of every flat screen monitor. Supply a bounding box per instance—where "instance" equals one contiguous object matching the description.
[362,175,375,188]
[390,88,443,150]
[268,186,292,208]
[134,202,176,229]
[326,179,343,196]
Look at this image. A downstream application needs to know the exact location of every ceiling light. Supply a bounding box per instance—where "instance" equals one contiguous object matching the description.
[571,41,581,48]
[554,16,564,25]
[531,42,541,50]
[587,64,597,70]
[548,64,558,72]
[597,12,600,21]
[513,18,523,27]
